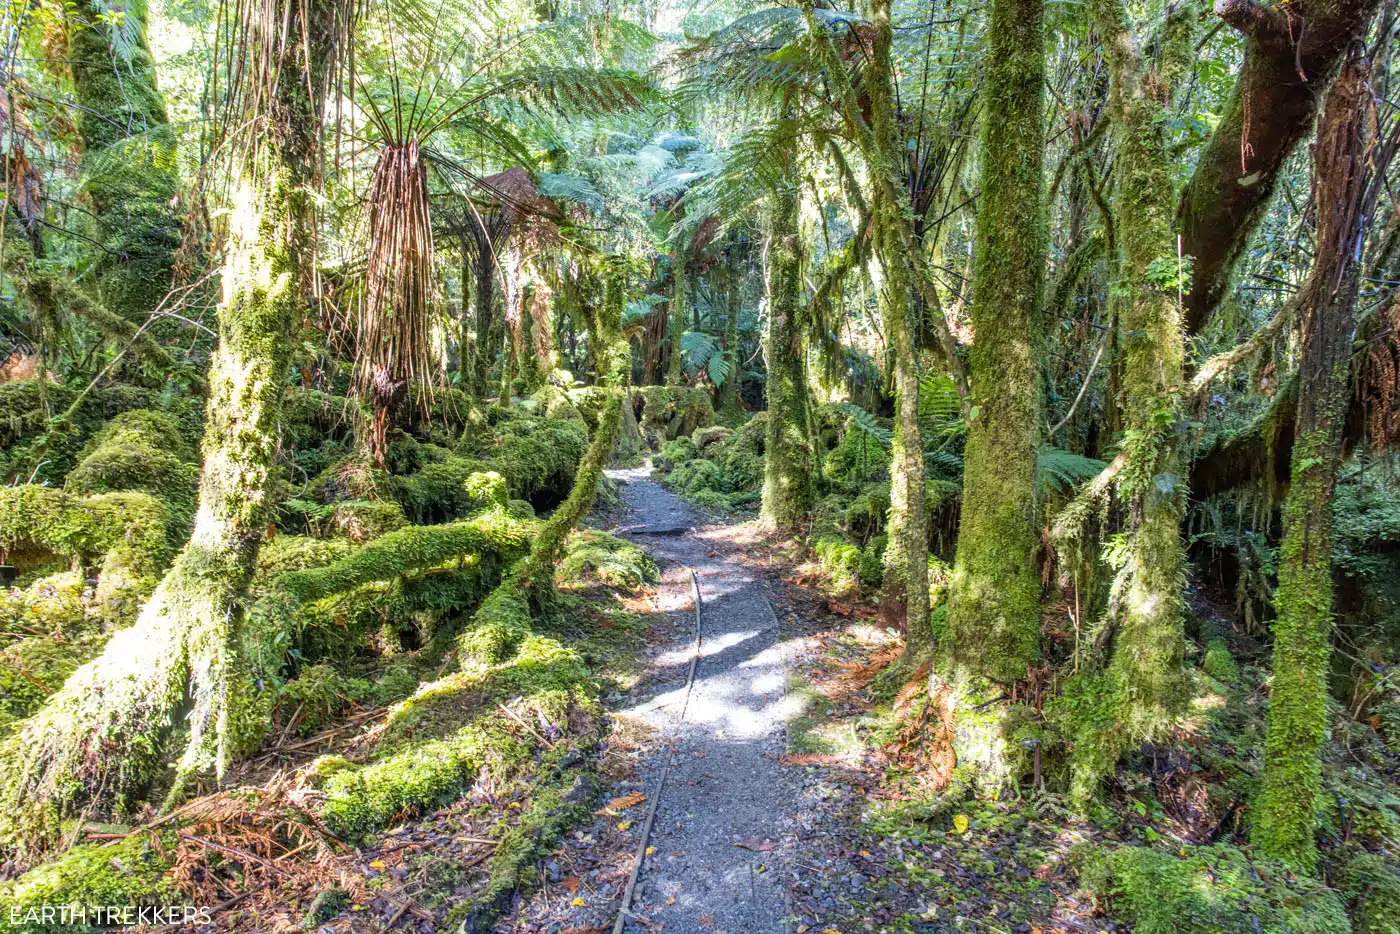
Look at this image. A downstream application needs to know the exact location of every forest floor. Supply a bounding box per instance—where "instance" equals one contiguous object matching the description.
[500,469,1101,934]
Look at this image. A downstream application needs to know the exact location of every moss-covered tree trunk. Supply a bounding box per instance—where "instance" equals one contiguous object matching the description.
[718,240,743,415]
[471,237,498,399]
[1069,0,1194,805]
[942,0,1046,684]
[1254,56,1371,871]
[4,0,330,837]
[760,177,813,528]
[667,255,689,386]
[863,0,929,653]
[67,0,182,323]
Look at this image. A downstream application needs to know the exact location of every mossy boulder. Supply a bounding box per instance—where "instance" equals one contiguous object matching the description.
[63,410,199,544]
[692,425,732,449]
[636,386,715,446]
[1073,842,1352,934]
[0,833,178,933]
[558,531,658,591]
[656,437,699,472]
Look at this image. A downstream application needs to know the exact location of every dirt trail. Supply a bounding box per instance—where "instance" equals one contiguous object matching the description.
[608,466,796,934]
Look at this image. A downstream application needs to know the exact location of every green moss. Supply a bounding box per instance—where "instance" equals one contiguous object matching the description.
[1074,843,1351,934]
[943,0,1047,687]
[0,833,177,933]
[558,531,658,591]
[0,486,171,622]
[320,635,595,837]
[328,500,409,542]
[0,572,87,636]
[664,458,723,496]
[0,630,109,729]
[656,437,699,472]
[814,536,861,591]
[1339,850,1400,934]
[1202,637,1240,683]
[860,535,887,587]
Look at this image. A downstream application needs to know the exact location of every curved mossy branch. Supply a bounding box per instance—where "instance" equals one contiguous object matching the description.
[1,220,193,387]
[1179,0,1382,334]
[466,254,631,653]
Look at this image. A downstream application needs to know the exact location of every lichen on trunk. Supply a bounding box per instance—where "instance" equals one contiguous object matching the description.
[0,0,332,848]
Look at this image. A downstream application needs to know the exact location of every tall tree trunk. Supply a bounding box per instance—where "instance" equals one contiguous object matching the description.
[667,256,689,386]
[4,0,332,838]
[67,0,183,325]
[1069,0,1194,806]
[472,242,497,399]
[718,240,743,415]
[864,0,930,653]
[760,178,812,528]
[942,0,1046,684]
[1254,55,1371,871]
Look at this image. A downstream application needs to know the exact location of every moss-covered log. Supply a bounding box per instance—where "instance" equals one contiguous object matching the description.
[1253,56,1372,871]
[942,0,1046,684]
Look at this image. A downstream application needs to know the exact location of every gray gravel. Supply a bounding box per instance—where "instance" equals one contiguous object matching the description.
[608,467,795,934]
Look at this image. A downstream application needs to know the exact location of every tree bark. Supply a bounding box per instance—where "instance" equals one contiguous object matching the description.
[1254,54,1371,871]
[1179,0,1382,334]
[760,178,813,528]
[4,0,332,839]
[943,0,1046,684]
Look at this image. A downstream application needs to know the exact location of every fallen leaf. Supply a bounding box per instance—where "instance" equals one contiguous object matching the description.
[617,820,634,831]
[368,859,386,870]
[734,837,775,852]
[595,791,646,816]
[571,897,586,907]
[561,877,581,894]
[645,846,657,855]
[666,895,676,906]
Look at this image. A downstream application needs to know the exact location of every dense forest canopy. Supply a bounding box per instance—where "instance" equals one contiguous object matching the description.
[0,0,1398,928]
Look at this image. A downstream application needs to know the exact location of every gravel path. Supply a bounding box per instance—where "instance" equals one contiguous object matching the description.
[609,466,797,934]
